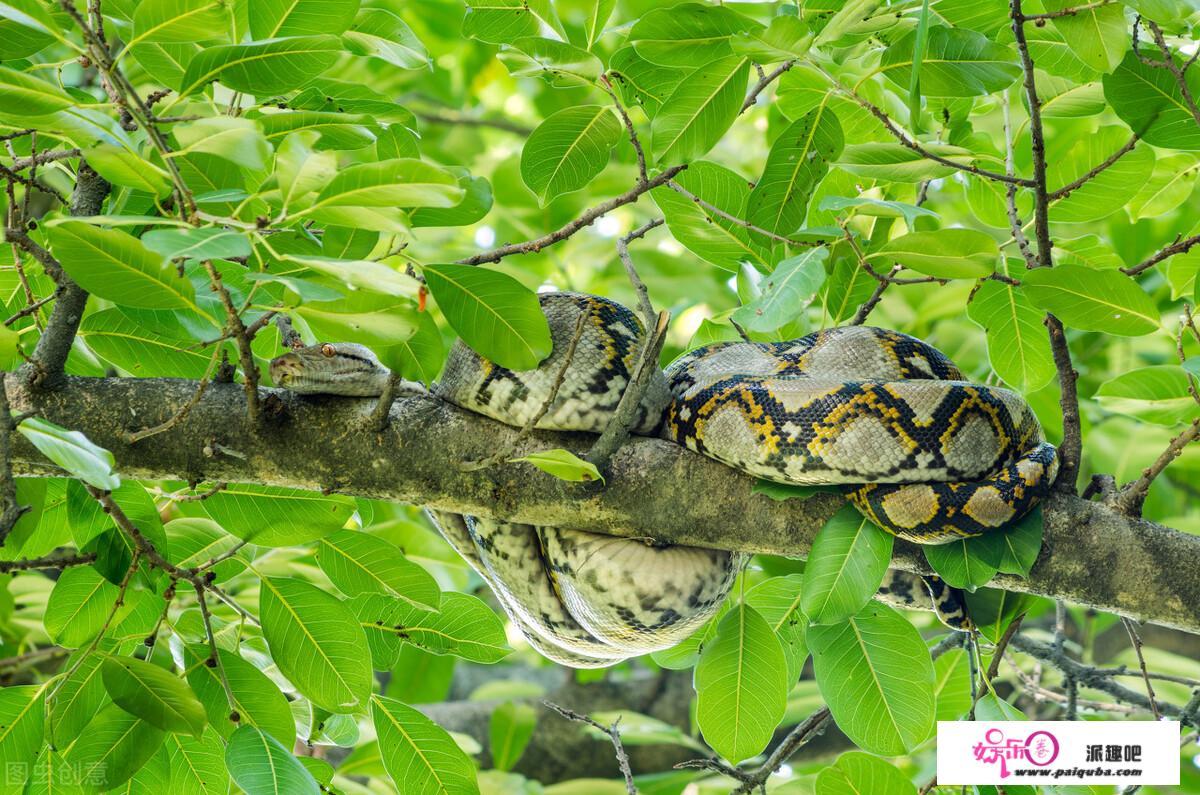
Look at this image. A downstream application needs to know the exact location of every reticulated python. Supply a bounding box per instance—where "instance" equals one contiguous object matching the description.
[271,292,1058,668]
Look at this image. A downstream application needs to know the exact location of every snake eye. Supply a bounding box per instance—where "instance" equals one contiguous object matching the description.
[320,343,336,358]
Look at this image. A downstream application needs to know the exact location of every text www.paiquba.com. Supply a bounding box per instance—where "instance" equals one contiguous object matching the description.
[1013,768,1144,779]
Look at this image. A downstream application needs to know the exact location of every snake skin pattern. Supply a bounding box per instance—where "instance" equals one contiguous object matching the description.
[271,291,1057,668]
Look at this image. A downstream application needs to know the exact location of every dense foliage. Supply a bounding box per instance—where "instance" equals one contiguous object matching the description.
[0,0,1198,793]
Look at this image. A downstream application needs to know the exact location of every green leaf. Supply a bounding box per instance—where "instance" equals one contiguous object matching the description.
[201,484,355,546]
[608,46,685,117]
[411,171,493,229]
[746,106,843,249]
[975,692,1026,721]
[316,530,440,607]
[499,37,604,87]
[166,729,229,795]
[47,221,196,310]
[875,229,997,278]
[280,254,420,298]
[510,449,605,483]
[809,603,935,755]
[586,710,705,751]
[731,15,812,62]
[128,0,230,45]
[933,647,972,721]
[694,604,788,764]
[837,142,975,182]
[79,309,218,379]
[0,66,74,113]
[652,160,769,272]
[651,55,750,165]
[964,588,1031,644]
[816,751,918,795]
[343,8,428,69]
[142,227,251,261]
[179,36,343,98]
[423,263,553,371]
[173,117,270,171]
[44,567,124,647]
[520,105,621,204]
[352,591,511,665]
[489,702,536,772]
[372,695,479,795]
[881,27,1020,97]
[802,504,893,625]
[259,577,372,713]
[249,0,359,39]
[1104,51,1200,150]
[303,158,463,228]
[1128,153,1200,220]
[102,655,207,737]
[732,249,828,333]
[64,704,164,791]
[996,507,1044,577]
[1095,365,1199,425]
[0,685,46,790]
[924,537,1000,590]
[182,645,296,746]
[17,417,119,490]
[1022,264,1159,336]
[82,142,172,196]
[584,0,615,48]
[967,277,1056,392]
[629,3,760,66]
[907,0,931,130]
[818,195,938,226]
[1047,127,1154,222]
[462,0,562,45]
[1044,0,1127,73]
[745,573,808,683]
[225,725,319,795]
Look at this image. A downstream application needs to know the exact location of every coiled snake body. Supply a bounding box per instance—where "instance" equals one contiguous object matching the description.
[272,292,1057,668]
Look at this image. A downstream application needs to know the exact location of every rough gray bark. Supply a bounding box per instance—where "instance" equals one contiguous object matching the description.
[6,375,1200,635]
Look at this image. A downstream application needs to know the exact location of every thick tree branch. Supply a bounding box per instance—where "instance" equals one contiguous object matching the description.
[6,376,1200,635]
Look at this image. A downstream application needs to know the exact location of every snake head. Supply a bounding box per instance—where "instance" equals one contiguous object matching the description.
[269,342,390,397]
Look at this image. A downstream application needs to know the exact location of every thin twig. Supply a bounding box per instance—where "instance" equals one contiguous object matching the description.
[1002,92,1038,268]
[1122,618,1162,720]
[457,165,686,266]
[544,702,637,794]
[1124,232,1200,276]
[195,583,240,726]
[600,73,647,183]
[203,261,260,424]
[1046,134,1139,201]
[741,60,796,113]
[126,345,222,443]
[0,381,29,543]
[969,614,1026,719]
[1113,418,1200,515]
[0,552,96,573]
[665,180,821,248]
[1145,21,1200,128]
[367,372,426,432]
[1022,0,1115,20]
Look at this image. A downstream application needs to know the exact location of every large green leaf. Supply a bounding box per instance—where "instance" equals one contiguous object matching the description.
[1128,153,1200,221]
[422,264,552,371]
[746,106,843,249]
[179,36,343,97]
[520,105,621,204]
[651,55,750,165]
[0,65,74,113]
[166,729,229,795]
[127,0,230,46]
[1022,264,1159,336]
[101,655,207,736]
[732,249,828,333]
[249,0,359,39]
[875,229,998,278]
[802,504,893,625]
[924,537,1001,590]
[967,277,1056,392]
[316,530,440,608]
[1095,365,1199,425]
[44,567,125,647]
[352,591,511,666]
[201,485,356,546]
[182,645,296,746]
[17,417,119,490]
[1044,0,1127,73]
[65,703,165,793]
[305,159,462,213]
[462,0,562,45]
[343,8,428,69]
[0,685,45,792]
[1103,51,1200,151]
[815,751,917,795]
[225,725,319,795]
[259,577,372,713]
[499,37,604,87]
[694,604,788,764]
[47,221,196,310]
[371,695,479,795]
[881,27,1020,97]
[809,603,935,755]
[489,702,536,772]
[837,142,975,182]
[1047,127,1154,222]
[629,3,760,66]
[79,309,219,379]
[744,573,808,684]
[652,160,769,272]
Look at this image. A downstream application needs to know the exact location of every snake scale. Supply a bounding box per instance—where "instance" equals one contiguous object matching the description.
[271,292,1058,668]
